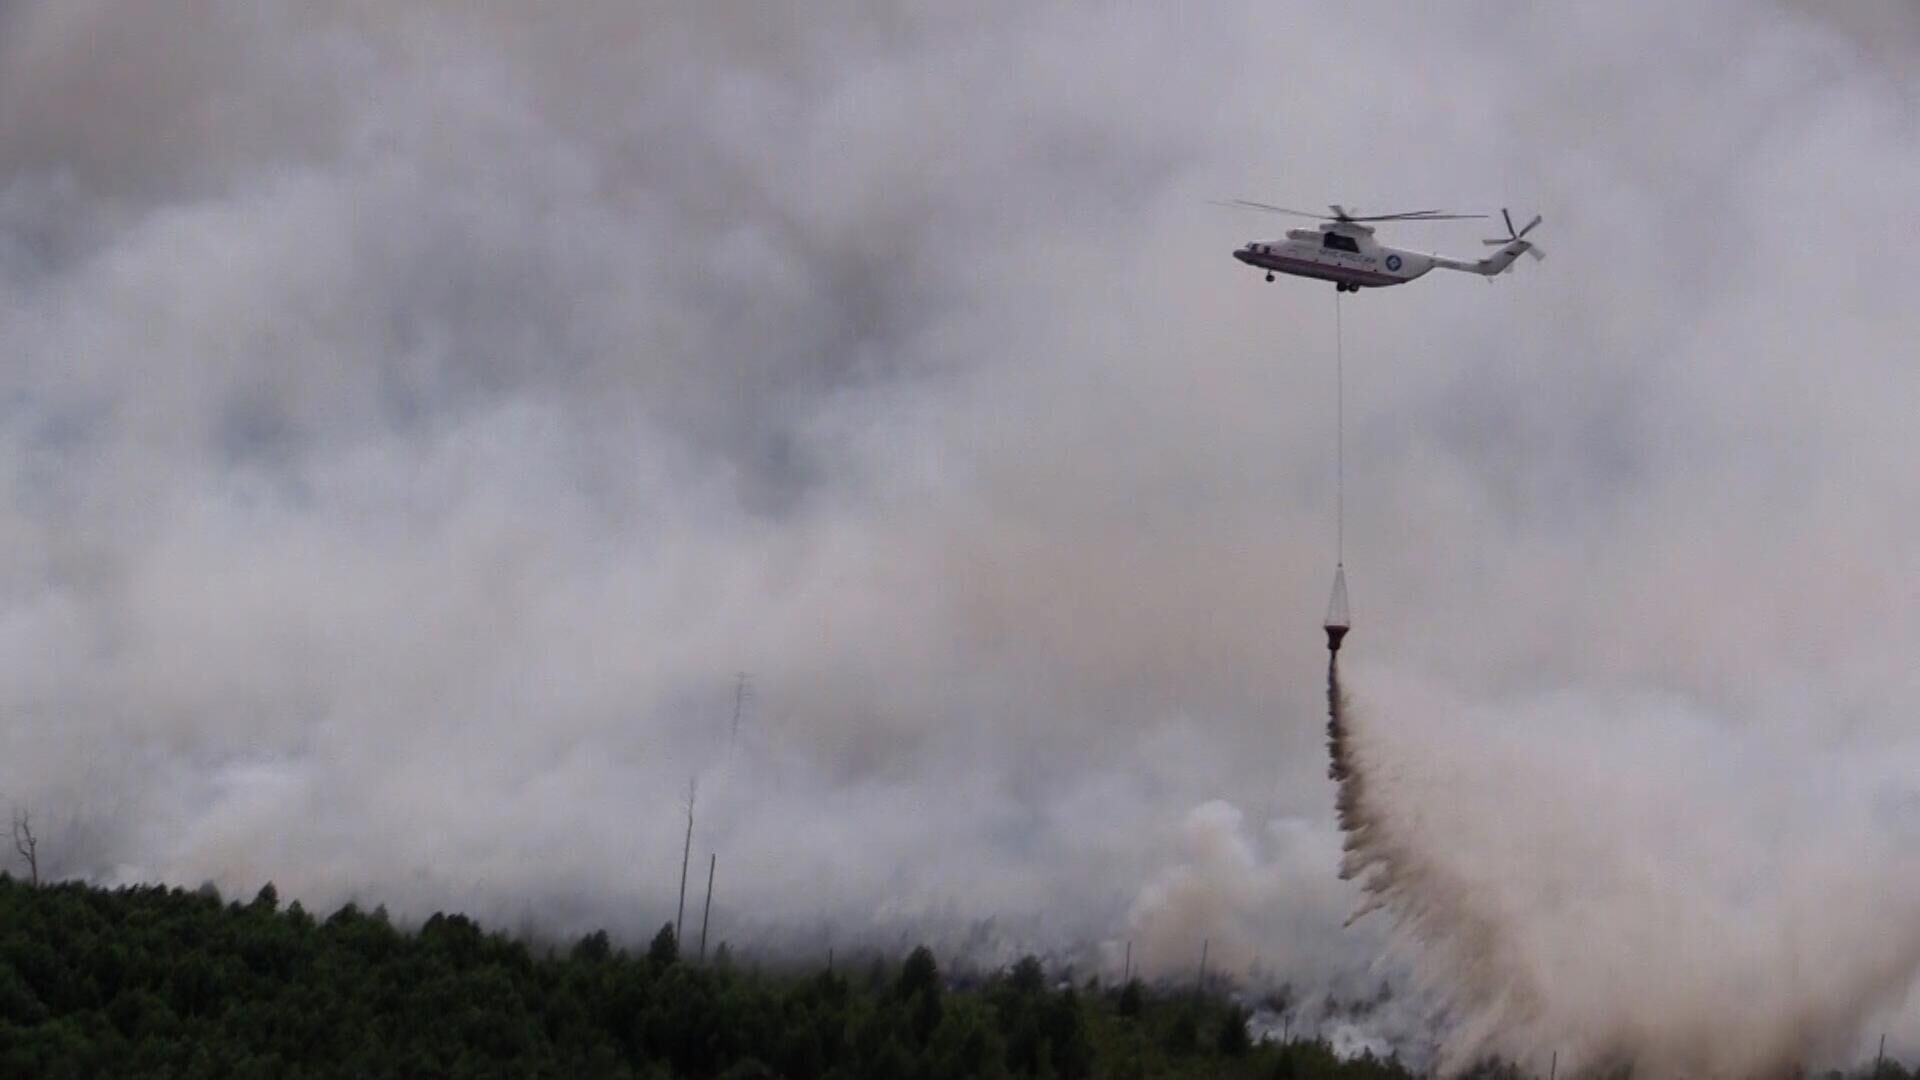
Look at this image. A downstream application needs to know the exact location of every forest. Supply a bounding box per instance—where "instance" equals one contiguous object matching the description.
[0,874,1906,1079]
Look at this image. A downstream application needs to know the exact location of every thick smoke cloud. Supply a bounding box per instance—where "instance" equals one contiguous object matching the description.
[1,0,1919,1068]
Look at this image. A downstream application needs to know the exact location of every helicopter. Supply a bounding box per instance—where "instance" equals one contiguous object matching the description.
[1220,202,1544,292]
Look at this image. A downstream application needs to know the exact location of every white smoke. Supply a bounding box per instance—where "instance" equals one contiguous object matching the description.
[2,2,1920,1070]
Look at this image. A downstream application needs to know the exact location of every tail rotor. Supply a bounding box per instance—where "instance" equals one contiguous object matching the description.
[1483,208,1546,266]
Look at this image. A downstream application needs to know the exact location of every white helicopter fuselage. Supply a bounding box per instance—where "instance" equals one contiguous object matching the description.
[1233,223,1531,292]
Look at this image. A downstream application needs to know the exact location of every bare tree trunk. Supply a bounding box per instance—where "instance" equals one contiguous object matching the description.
[676,777,696,941]
[12,810,38,888]
[699,853,716,962]
[731,673,751,745]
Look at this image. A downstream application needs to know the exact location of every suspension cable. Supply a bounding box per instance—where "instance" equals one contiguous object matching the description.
[1334,289,1344,568]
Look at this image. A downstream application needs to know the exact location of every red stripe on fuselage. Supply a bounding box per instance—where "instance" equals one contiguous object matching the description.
[1247,253,1404,287]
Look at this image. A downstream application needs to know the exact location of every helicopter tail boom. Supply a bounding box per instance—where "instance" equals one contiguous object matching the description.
[1450,209,1546,276]
[1428,245,1525,276]
[1472,238,1535,275]
[1430,234,1544,277]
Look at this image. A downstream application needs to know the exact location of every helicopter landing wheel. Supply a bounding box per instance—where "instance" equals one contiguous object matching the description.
[1265,273,1275,282]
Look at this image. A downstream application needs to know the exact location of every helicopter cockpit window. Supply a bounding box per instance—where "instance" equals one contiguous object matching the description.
[1323,233,1359,253]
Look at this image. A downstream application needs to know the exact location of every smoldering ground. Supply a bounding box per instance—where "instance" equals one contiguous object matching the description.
[4,1,1920,1070]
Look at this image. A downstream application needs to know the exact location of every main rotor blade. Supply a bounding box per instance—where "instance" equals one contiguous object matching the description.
[1210,199,1334,220]
[1344,210,1489,222]
[1211,200,1491,223]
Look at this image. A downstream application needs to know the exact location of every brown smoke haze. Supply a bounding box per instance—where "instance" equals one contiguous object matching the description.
[4,0,1920,1070]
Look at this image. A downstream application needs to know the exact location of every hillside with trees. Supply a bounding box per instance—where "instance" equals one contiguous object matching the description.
[0,874,1904,1079]
[0,874,1421,1078]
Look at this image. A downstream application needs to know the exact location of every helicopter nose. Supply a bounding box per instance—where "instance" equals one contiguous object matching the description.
[1233,247,1254,265]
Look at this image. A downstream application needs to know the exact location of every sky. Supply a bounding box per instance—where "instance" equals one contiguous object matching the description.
[2,1,1920,1069]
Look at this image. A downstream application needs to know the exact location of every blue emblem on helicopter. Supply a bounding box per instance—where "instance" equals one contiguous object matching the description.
[1384,254,1403,272]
